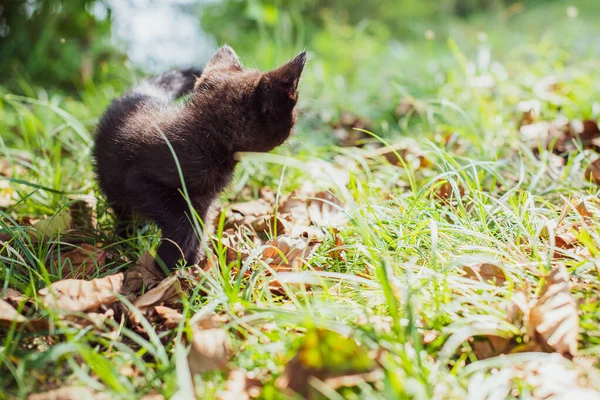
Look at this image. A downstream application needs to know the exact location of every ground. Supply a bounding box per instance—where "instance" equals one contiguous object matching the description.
[1,1,600,399]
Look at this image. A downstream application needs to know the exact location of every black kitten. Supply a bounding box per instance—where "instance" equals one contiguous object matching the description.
[93,46,306,269]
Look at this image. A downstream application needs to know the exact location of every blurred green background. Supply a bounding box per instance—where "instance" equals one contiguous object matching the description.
[1,0,599,137]
[2,0,594,90]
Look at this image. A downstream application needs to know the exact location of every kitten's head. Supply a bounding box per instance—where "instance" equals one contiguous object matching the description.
[194,45,306,153]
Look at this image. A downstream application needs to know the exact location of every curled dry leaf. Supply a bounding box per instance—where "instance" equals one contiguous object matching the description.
[188,314,230,375]
[585,158,600,185]
[153,305,183,329]
[224,199,273,231]
[0,298,27,327]
[2,288,26,307]
[133,276,182,314]
[27,387,98,400]
[462,262,507,286]
[39,273,124,312]
[230,199,272,217]
[278,188,346,238]
[218,229,252,265]
[520,117,600,155]
[263,236,317,269]
[220,370,263,400]
[528,265,579,358]
[57,244,108,279]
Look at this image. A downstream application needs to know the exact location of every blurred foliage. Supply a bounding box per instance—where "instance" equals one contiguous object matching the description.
[200,0,540,51]
[0,0,125,92]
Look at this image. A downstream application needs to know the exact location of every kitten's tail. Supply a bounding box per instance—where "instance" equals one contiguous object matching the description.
[132,68,202,102]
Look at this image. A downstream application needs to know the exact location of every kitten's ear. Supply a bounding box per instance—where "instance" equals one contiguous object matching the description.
[265,51,307,97]
[204,45,242,72]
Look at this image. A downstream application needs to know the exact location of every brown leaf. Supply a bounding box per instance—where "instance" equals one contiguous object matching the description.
[2,288,26,307]
[153,305,183,329]
[462,263,507,285]
[132,251,165,289]
[528,264,579,358]
[27,387,98,400]
[434,179,465,202]
[133,276,182,314]
[585,158,600,185]
[307,192,345,227]
[331,112,372,147]
[263,236,313,269]
[188,314,229,375]
[230,199,272,218]
[57,244,108,279]
[39,273,124,312]
[471,335,512,360]
[220,370,262,400]
[0,298,27,327]
[331,229,346,262]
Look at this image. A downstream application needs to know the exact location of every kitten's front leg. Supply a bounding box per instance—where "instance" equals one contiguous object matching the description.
[155,214,202,269]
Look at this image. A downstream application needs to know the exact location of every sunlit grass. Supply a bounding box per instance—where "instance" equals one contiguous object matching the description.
[2,1,600,398]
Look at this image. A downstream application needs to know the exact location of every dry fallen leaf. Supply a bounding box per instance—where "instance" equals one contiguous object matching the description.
[263,236,320,270]
[219,370,262,400]
[471,335,512,360]
[27,386,97,400]
[0,298,27,327]
[331,112,372,147]
[433,179,466,202]
[39,273,124,312]
[528,264,579,358]
[188,314,230,375]
[57,244,108,279]
[585,158,600,185]
[133,276,182,314]
[462,262,507,285]
[307,192,346,228]
[153,305,183,329]
[132,251,165,289]
[2,288,27,307]
[230,199,272,217]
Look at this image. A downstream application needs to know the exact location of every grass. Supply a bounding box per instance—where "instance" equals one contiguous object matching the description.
[2,0,600,399]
